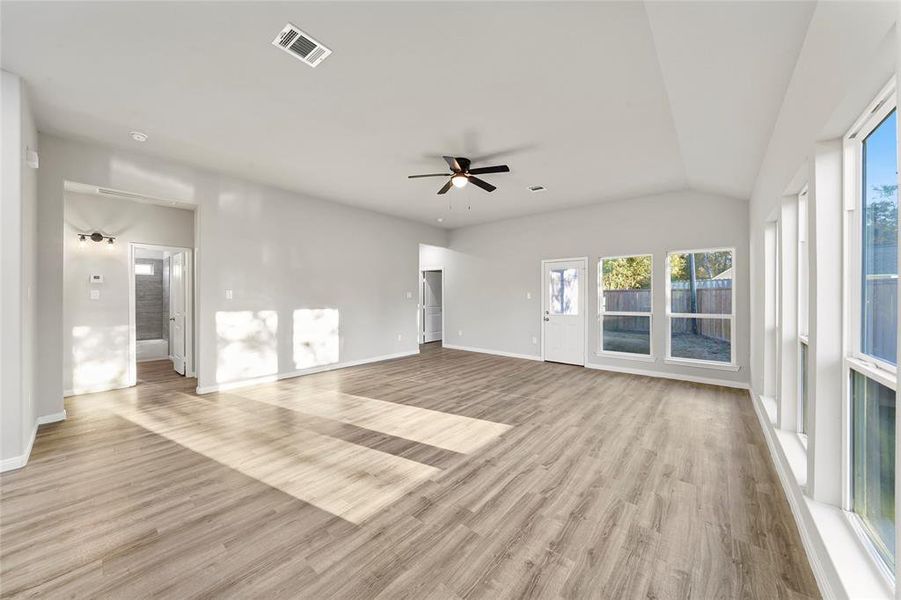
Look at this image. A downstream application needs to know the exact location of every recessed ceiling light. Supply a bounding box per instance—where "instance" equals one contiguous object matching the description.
[130,131,148,142]
[436,217,444,223]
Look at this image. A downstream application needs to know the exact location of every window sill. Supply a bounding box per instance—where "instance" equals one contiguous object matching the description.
[596,351,655,363]
[664,357,740,372]
[845,356,897,391]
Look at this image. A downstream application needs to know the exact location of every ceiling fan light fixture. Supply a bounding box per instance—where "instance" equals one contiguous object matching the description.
[451,174,468,188]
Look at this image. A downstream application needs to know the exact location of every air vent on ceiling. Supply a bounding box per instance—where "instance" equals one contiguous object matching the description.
[528,185,546,193]
[272,23,331,68]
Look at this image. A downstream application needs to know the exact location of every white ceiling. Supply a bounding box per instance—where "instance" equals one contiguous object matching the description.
[1,1,816,228]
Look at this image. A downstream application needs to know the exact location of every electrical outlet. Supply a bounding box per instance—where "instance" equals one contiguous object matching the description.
[397,334,403,341]
[531,336,538,345]
[458,329,463,337]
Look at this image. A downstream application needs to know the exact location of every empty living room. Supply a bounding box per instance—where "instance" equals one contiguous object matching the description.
[1,1,900,598]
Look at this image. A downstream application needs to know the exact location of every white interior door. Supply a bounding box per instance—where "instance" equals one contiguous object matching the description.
[422,271,443,343]
[169,251,187,375]
[542,259,586,365]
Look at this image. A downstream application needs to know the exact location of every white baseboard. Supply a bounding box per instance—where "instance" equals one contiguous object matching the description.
[441,344,542,361]
[0,410,67,473]
[585,361,749,389]
[196,350,420,394]
[37,410,67,426]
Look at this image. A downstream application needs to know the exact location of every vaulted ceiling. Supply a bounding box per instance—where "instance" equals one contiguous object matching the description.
[1,1,816,227]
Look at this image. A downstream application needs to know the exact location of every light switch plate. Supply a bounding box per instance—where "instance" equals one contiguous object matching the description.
[90,289,100,300]
[526,292,532,300]
[225,289,233,300]
[405,291,413,299]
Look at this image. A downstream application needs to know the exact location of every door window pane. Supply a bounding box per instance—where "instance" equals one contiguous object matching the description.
[602,316,650,355]
[861,109,898,365]
[670,317,731,363]
[799,341,809,435]
[851,370,896,568]
[669,251,733,314]
[601,255,651,312]
[549,268,579,315]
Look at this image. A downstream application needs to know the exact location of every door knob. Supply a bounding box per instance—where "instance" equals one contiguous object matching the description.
[169,317,176,321]
[544,317,549,321]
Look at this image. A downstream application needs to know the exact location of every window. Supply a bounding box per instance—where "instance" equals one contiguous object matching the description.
[599,255,652,357]
[851,371,895,568]
[860,109,898,367]
[135,263,154,276]
[798,187,810,437]
[844,80,898,571]
[799,340,809,436]
[549,267,579,315]
[666,248,735,365]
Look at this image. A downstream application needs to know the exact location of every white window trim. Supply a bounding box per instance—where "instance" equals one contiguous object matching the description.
[664,247,737,369]
[843,77,898,376]
[840,76,897,579]
[597,254,653,361]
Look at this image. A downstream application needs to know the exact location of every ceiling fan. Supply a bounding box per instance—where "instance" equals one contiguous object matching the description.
[408,156,510,194]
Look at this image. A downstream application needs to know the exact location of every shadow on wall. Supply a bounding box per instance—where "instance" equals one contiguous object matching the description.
[215,308,341,385]
[71,325,129,394]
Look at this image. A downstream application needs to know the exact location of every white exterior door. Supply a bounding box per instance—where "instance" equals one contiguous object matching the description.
[422,271,443,343]
[169,251,187,375]
[542,258,586,365]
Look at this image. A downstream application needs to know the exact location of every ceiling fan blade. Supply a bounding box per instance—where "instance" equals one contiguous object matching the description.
[468,176,496,193]
[443,156,462,172]
[437,180,453,195]
[408,173,451,178]
[468,165,510,175]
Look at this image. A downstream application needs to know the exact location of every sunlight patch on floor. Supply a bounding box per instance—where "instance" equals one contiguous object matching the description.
[109,396,440,524]
[234,388,513,454]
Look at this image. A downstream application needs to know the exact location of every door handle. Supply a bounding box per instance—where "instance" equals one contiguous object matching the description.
[169,317,176,321]
[544,317,550,321]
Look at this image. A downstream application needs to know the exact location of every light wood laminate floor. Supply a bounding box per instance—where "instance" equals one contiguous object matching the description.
[0,345,819,599]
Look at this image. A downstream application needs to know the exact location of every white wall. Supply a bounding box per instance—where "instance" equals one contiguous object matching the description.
[426,190,750,386]
[1,71,40,470]
[37,134,448,409]
[63,192,194,395]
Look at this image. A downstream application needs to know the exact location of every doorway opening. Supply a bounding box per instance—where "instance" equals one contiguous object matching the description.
[420,268,444,346]
[130,243,195,386]
[541,257,587,366]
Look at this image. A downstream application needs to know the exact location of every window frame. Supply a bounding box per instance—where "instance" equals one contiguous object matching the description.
[597,253,654,361]
[664,247,738,370]
[841,77,898,579]
[845,83,898,376]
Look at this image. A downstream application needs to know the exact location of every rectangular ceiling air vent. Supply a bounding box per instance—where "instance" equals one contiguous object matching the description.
[528,185,546,193]
[272,23,331,68]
